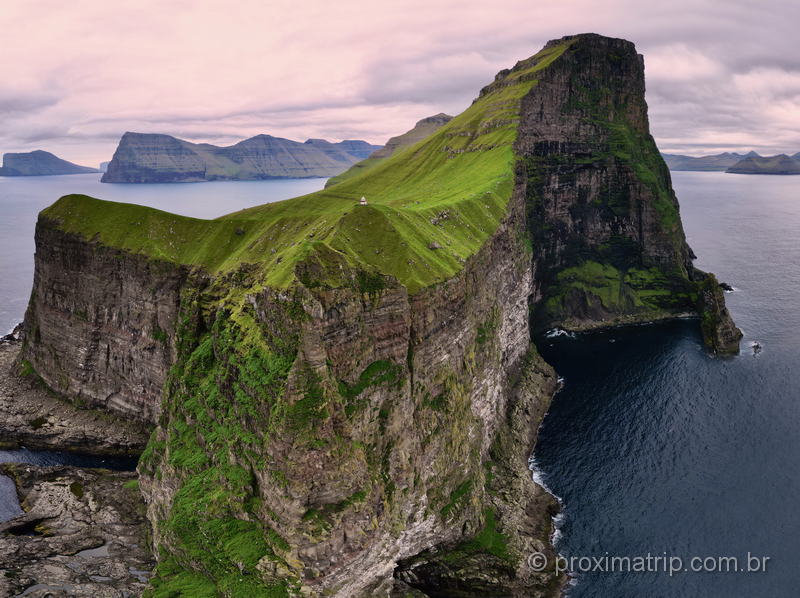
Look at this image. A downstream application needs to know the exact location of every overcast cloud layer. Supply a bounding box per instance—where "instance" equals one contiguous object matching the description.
[2,0,799,166]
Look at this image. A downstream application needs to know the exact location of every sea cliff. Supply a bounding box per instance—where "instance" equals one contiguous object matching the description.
[19,33,740,597]
[101,133,382,183]
[726,153,800,174]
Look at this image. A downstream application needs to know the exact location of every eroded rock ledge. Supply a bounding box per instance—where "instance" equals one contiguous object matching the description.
[0,339,150,456]
[0,464,154,597]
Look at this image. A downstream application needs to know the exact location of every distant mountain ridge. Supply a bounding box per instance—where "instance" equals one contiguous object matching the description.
[727,154,800,175]
[102,132,383,183]
[325,112,453,187]
[661,151,760,171]
[0,150,99,176]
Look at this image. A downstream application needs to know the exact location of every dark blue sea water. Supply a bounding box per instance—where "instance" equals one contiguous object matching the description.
[534,171,800,597]
[0,173,326,334]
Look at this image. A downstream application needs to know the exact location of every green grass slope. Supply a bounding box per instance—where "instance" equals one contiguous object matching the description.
[324,113,453,188]
[43,40,573,294]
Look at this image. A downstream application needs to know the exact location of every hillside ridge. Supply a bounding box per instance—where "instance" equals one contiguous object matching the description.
[101,132,382,183]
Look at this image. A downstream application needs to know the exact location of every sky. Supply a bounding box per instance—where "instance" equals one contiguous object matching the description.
[2,0,799,166]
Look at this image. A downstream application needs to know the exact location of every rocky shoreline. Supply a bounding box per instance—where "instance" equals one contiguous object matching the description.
[0,336,151,457]
[1,332,154,597]
[0,464,154,597]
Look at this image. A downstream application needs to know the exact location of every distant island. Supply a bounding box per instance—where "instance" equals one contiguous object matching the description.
[726,154,800,175]
[99,161,110,173]
[0,150,100,176]
[101,132,382,183]
[325,113,453,187]
[661,151,759,171]
[662,151,800,174]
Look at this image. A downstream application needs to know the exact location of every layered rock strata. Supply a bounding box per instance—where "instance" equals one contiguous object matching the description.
[19,33,741,597]
[102,133,382,183]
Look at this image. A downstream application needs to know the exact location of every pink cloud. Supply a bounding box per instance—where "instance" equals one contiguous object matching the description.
[1,0,799,164]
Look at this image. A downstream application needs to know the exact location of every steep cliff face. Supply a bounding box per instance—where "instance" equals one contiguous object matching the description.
[101,132,382,183]
[21,33,741,598]
[0,150,99,176]
[325,113,453,188]
[22,218,190,421]
[512,36,737,345]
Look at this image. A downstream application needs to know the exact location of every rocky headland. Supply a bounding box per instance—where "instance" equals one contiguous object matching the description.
[0,151,99,177]
[101,133,382,183]
[726,153,800,174]
[13,33,741,597]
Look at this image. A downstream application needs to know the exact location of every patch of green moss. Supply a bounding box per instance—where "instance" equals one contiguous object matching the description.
[152,325,168,344]
[339,360,404,408]
[142,288,304,595]
[460,509,511,561]
[541,260,695,324]
[475,309,499,346]
[18,360,36,378]
[283,368,328,431]
[440,480,473,519]
[69,481,84,498]
[29,416,48,430]
[436,509,512,566]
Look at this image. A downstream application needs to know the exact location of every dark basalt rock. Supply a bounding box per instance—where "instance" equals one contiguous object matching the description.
[696,272,743,355]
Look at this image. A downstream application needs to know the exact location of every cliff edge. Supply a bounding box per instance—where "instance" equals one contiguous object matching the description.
[21,33,740,598]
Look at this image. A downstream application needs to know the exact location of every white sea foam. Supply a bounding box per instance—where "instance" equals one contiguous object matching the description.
[529,455,566,549]
[545,328,576,339]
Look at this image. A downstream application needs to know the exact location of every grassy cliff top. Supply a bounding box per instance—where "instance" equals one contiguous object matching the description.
[43,40,573,293]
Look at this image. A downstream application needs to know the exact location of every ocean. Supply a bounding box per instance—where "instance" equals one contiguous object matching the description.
[534,171,800,596]
[0,173,326,334]
[0,171,798,597]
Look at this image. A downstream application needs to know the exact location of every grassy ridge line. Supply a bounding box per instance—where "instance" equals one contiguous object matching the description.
[43,40,573,293]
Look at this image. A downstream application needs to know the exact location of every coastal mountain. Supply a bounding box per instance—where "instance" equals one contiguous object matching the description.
[20,34,739,597]
[325,113,453,187]
[661,151,759,171]
[101,132,382,183]
[726,153,800,174]
[99,161,110,172]
[0,150,99,176]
